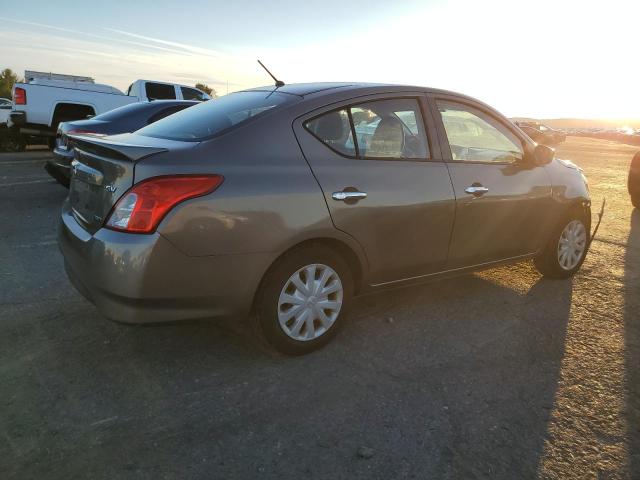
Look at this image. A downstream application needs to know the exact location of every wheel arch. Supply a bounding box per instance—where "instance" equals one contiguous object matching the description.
[564,197,592,229]
[252,236,367,313]
[50,102,97,127]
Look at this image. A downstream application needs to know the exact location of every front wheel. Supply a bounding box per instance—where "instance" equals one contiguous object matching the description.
[252,245,353,355]
[534,213,590,279]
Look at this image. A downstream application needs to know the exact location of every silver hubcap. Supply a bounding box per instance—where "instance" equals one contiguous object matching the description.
[557,219,587,270]
[277,264,343,341]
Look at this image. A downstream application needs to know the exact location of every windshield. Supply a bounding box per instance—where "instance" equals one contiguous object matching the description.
[136,91,295,141]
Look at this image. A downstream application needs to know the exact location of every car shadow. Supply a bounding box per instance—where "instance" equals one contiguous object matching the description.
[114,262,573,478]
[9,261,574,479]
[341,266,573,478]
[625,208,640,474]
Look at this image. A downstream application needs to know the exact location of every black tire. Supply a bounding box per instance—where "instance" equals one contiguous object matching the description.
[629,152,640,208]
[252,244,353,356]
[0,131,26,152]
[534,209,591,279]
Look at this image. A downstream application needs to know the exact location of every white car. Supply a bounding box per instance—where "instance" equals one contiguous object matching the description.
[0,98,11,126]
[1,97,27,151]
[9,71,211,142]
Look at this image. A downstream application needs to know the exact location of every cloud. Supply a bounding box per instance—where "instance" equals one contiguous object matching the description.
[0,17,266,93]
[103,28,224,58]
[0,17,201,57]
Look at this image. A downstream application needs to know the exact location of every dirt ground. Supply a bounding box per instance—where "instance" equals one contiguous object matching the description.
[0,137,638,479]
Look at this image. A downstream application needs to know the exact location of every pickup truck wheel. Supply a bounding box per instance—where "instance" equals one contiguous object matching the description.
[534,211,590,279]
[0,133,26,152]
[252,244,353,356]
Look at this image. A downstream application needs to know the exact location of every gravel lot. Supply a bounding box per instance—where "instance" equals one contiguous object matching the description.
[1,138,638,479]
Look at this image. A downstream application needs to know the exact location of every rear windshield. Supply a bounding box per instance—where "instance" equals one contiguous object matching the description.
[93,102,157,121]
[136,91,294,141]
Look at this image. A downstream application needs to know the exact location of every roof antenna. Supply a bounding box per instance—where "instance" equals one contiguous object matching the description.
[257,60,285,88]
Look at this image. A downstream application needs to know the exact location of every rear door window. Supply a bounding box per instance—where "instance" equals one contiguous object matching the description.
[304,98,430,160]
[145,83,176,100]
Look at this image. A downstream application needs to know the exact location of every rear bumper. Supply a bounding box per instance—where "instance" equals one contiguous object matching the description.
[58,202,273,324]
[45,149,73,186]
[8,111,26,127]
[53,144,74,162]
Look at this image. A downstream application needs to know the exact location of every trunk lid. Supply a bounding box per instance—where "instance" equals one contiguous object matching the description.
[67,134,172,233]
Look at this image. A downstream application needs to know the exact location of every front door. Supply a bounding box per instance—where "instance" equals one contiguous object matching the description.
[433,98,553,268]
[294,95,456,285]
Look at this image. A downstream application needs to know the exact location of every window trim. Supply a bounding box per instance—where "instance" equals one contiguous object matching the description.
[433,97,526,166]
[303,96,433,162]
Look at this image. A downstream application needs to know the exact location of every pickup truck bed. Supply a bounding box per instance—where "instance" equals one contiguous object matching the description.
[9,73,210,139]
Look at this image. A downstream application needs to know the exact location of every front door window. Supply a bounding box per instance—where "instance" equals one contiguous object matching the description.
[438,102,523,163]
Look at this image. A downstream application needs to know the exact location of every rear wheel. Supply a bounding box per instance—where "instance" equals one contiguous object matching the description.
[0,130,26,152]
[534,212,590,279]
[252,244,353,355]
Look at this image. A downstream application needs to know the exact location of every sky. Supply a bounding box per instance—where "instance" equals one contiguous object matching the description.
[1,0,639,120]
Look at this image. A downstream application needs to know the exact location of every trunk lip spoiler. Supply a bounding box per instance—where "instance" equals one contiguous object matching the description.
[68,134,169,162]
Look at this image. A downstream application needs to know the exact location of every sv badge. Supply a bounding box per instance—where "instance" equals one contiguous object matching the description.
[104,184,117,193]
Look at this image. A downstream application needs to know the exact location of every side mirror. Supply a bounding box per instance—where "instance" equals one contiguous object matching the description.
[532,143,555,165]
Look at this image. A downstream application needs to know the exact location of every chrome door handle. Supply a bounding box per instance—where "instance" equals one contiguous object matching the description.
[464,185,489,196]
[332,191,368,201]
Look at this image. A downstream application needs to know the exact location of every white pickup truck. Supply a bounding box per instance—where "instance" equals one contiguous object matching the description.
[9,71,210,141]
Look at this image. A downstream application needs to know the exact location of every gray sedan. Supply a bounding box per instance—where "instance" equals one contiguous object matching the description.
[58,83,591,355]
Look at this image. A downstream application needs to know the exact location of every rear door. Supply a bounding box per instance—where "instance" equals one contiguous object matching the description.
[430,96,553,268]
[294,94,456,285]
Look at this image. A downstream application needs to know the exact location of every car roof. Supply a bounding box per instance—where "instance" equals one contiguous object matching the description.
[246,82,363,96]
[243,82,474,101]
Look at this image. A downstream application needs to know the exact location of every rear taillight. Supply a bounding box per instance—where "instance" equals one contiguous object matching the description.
[14,87,26,105]
[105,175,224,234]
[67,129,104,136]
